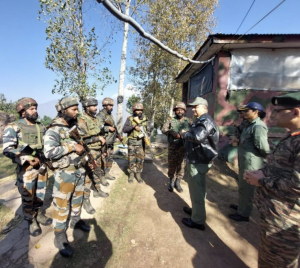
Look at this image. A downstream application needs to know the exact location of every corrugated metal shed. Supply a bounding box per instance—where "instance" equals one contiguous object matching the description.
[176,34,300,83]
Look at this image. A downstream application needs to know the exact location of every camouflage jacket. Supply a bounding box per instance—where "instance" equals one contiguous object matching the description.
[96,109,116,145]
[3,118,44,165]
[43,117,84,170]
[161,116,192,146]
[255,133,300,229]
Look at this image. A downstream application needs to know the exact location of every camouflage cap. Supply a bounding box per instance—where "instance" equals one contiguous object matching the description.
[58,96,79,110]
[173,101,186,111]
[16,97,38,113]
[55,102,62,112]
[132,103,143,112]
[102,97,114,106]
[272,92,300,107]
[82,98,98,108]
[187,97,208,107]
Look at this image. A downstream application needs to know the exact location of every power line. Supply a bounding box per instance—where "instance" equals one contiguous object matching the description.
[244,0,287,35]
[234,0,256,34]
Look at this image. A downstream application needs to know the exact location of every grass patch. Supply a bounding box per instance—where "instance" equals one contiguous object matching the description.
[0,148,16,180]
[0,203,15,234]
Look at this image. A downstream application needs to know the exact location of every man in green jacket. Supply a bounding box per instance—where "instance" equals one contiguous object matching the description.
[229,102,270,222]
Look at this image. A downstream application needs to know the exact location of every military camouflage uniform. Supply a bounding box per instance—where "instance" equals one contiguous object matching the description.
[44,117,85,232]
[96,108,115,174]
[162,116,192,179]
[78,111,105,196]
[255,133,300,268]
[236,117,270,218]
[3,118,47,221]
[122,115,148,173]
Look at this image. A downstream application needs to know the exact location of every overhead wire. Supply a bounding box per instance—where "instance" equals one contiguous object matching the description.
[234,0,256,34]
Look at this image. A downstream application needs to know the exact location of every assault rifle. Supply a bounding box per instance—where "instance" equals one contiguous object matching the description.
[104,116,125,146]
[19,144,54,175]
[133,117,154,159]
[68,125,102,179]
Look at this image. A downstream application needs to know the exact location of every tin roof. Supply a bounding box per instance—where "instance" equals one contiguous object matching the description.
[176,34,300,83]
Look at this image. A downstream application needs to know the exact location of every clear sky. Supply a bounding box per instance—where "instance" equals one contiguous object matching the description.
[0,0,299,105]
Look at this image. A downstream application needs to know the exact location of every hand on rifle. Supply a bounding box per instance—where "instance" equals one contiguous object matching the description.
[99,136,106,145]
[109,127,116,133]
[28,157,40,167]
[134,126,141,131]
[170,130,180,139]
[74,144,85,155]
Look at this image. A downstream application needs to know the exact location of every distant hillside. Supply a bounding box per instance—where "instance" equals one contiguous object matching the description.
[38,98,130,124]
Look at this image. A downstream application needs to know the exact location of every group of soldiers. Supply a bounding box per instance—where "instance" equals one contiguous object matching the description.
[3,90,300,267]
[2,96,149,258]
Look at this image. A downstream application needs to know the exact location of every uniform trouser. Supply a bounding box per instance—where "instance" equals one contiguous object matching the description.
[16,164,47,221]
[105,144,114,173]
[258,219,300,268]
[83,151,102,198]
[168,144,185,179]
[237,171,256,217]
[128,145,145,173]
[52,167,85,232]
[186,162,211,225]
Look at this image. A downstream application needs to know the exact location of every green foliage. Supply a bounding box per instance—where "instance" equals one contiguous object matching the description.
[40,115,52,126]
[0,94,18,117]
[38,0,115,101]
[126,95,141,113]
[129,0,218,128]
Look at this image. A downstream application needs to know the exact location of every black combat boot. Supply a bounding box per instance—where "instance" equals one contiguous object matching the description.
[128,172,134,183]
[28,218,42,237]
[168,178,175,192]
[36,208,52,226]
[100,175,109,187]
[54,231,74,258]
[175,178,183,193]
[135,173,143,184]
[105,173,116,180]
[70,216,91,232]
[82,197,96,214]
[93,184,109,198]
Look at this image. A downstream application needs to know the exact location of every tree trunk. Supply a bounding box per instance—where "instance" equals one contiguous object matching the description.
[169,97,174,116]
[116,0,131,133]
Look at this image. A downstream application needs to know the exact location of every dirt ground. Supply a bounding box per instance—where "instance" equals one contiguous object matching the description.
[0,152,261,268]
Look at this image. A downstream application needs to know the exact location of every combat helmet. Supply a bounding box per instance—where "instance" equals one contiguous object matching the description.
[132,103,143,112]
[16,97,38,113]
[173,101,186,111]
[102,97,114,106]
[58,96,79,110]
[82,98,98,108]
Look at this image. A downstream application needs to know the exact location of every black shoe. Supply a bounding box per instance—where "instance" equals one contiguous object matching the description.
[175,178,183,193]
[229,204,238,210]
[28,218,42,237]
[168,178,175,192]
[182,218,205,231]
[54,231,74,258]
[228,213,249,222]
[183,206,192,215]
[128,172,134,184]
[71,219,91,232]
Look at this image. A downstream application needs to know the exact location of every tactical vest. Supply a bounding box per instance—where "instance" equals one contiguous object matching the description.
[15,120,45,150]
[128,116,148,140]
[80,113,102,150]
[168,117,190,144]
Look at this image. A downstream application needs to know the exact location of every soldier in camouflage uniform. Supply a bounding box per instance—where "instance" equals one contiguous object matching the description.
[3,97,52,237]
[122,103,149,183]
[162,101,192,193]
[78,98,109,214]
[44,97,90,258]
[96,97,117,185]
[245,92,300,268]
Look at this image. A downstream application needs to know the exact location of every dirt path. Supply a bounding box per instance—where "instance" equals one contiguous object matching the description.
[0,156,260,268]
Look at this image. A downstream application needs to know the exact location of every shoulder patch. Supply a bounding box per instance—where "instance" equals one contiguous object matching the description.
[292,131,300,137]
